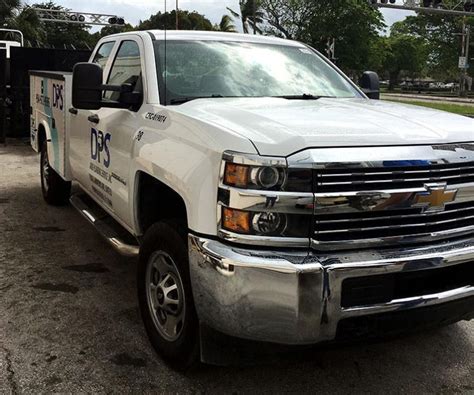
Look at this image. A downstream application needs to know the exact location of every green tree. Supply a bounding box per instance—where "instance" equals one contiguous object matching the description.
[260,0,313,40]
[214,15,237,32]
[384,34,428,89]
[366,35,390,76]
[91,23,135,44]
[391,14,474,80]
[261,0,385,75]
[30,2,94,49]
[227,0,264,34]
[6,6,45,46]
[137,10,213,31]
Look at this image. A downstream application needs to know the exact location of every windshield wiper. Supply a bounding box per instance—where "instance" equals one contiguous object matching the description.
[170,94,336,104]
[275,94,335,100]
[169,94,224,105]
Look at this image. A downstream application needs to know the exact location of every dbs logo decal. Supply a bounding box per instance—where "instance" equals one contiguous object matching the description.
[52,83,64,110]
[91,128,111,168]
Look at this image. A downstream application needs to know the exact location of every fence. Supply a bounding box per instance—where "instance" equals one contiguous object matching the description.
[0,47,91,143]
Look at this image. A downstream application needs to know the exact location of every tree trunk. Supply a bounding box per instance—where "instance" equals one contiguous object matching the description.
[388,71,399,91]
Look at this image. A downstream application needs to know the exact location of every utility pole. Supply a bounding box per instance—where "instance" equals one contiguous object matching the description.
[253,0,257,35]
[460,20,471,97]
[465,25,471,93]
[326,38,336,62]
[176,0,179,30]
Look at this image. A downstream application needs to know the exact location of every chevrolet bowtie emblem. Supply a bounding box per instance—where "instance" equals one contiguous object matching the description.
[414,183,458,212]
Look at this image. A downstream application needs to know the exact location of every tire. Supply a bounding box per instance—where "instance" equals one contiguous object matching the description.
[40,140,71,206]
[137,220,199,371]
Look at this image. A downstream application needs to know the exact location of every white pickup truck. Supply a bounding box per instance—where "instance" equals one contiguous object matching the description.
[30,30,474,369]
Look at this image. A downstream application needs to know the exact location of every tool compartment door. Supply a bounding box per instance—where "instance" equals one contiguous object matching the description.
[30,72,68,179]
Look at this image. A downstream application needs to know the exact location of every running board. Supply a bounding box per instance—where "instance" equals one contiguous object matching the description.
[70,194,139,257]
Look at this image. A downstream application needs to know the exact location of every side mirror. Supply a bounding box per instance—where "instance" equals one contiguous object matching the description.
[360,71,380,100]
[72,63,142,110]
[72,63,103,110]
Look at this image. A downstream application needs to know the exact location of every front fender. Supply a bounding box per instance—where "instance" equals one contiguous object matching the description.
[129,109,256,236]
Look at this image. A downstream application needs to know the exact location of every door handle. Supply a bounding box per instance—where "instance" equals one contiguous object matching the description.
[68,107,78,115]
[88,114,100,124]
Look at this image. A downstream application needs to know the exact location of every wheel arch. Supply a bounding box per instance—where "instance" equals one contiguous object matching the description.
[37,121,51,150]
[134,171,189,235]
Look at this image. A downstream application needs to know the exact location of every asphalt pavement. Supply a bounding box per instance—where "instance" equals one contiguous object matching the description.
[1,141,473,394]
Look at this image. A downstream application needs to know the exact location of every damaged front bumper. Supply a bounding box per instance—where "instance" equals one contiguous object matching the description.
[189,234,474,346]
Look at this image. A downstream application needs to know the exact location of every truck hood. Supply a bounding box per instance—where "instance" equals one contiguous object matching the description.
[173,97,474,157]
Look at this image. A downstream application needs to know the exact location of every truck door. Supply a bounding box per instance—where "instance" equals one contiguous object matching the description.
[69,40,117,208]
[86,38,145,228]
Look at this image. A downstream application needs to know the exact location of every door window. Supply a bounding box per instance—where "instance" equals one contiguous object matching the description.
[92,41,115,69]
[105,40,142,102]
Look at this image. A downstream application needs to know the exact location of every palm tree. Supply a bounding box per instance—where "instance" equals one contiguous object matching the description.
[227,0,263,34]
[7,7,46,46]
[0,0,20,25]
[216,14,237,32]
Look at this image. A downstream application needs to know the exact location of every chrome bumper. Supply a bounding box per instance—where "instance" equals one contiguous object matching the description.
[189,235,474,345]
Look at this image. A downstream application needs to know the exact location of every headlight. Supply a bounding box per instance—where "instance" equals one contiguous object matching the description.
[250,167,280,189]
[221,207,309,238]
[252,212,286,234]
[223,162,286,190]
[219,152,313,245]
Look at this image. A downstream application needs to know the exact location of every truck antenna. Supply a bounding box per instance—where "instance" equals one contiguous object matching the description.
[164,0,167,105]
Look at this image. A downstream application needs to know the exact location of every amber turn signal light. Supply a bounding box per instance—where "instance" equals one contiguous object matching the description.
[222,207,251,234]
[224,163,249,188]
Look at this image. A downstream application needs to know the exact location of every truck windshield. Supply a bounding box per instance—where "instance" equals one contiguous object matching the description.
[154,40,361,105]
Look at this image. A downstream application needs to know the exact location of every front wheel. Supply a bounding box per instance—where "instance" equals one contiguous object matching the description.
[40,141,71,206]
[137,220,199,370]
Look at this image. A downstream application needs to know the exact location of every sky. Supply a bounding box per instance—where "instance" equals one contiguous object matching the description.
[25,0,415,32]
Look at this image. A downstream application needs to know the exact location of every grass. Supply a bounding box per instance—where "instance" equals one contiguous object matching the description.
[380,88,474,99]
[385,99,474,116]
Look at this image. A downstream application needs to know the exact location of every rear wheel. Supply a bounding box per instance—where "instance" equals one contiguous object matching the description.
[137,220,199,370]
[40,140,71,206]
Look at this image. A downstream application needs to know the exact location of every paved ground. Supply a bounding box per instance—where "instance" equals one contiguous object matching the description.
[1,141,473,394]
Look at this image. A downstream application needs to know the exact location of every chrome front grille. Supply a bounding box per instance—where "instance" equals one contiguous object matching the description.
[315,161,474,193]
[315,200,474,245]
[288,144,474,251]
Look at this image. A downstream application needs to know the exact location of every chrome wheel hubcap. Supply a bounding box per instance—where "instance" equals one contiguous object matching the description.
[146,251,185,341]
